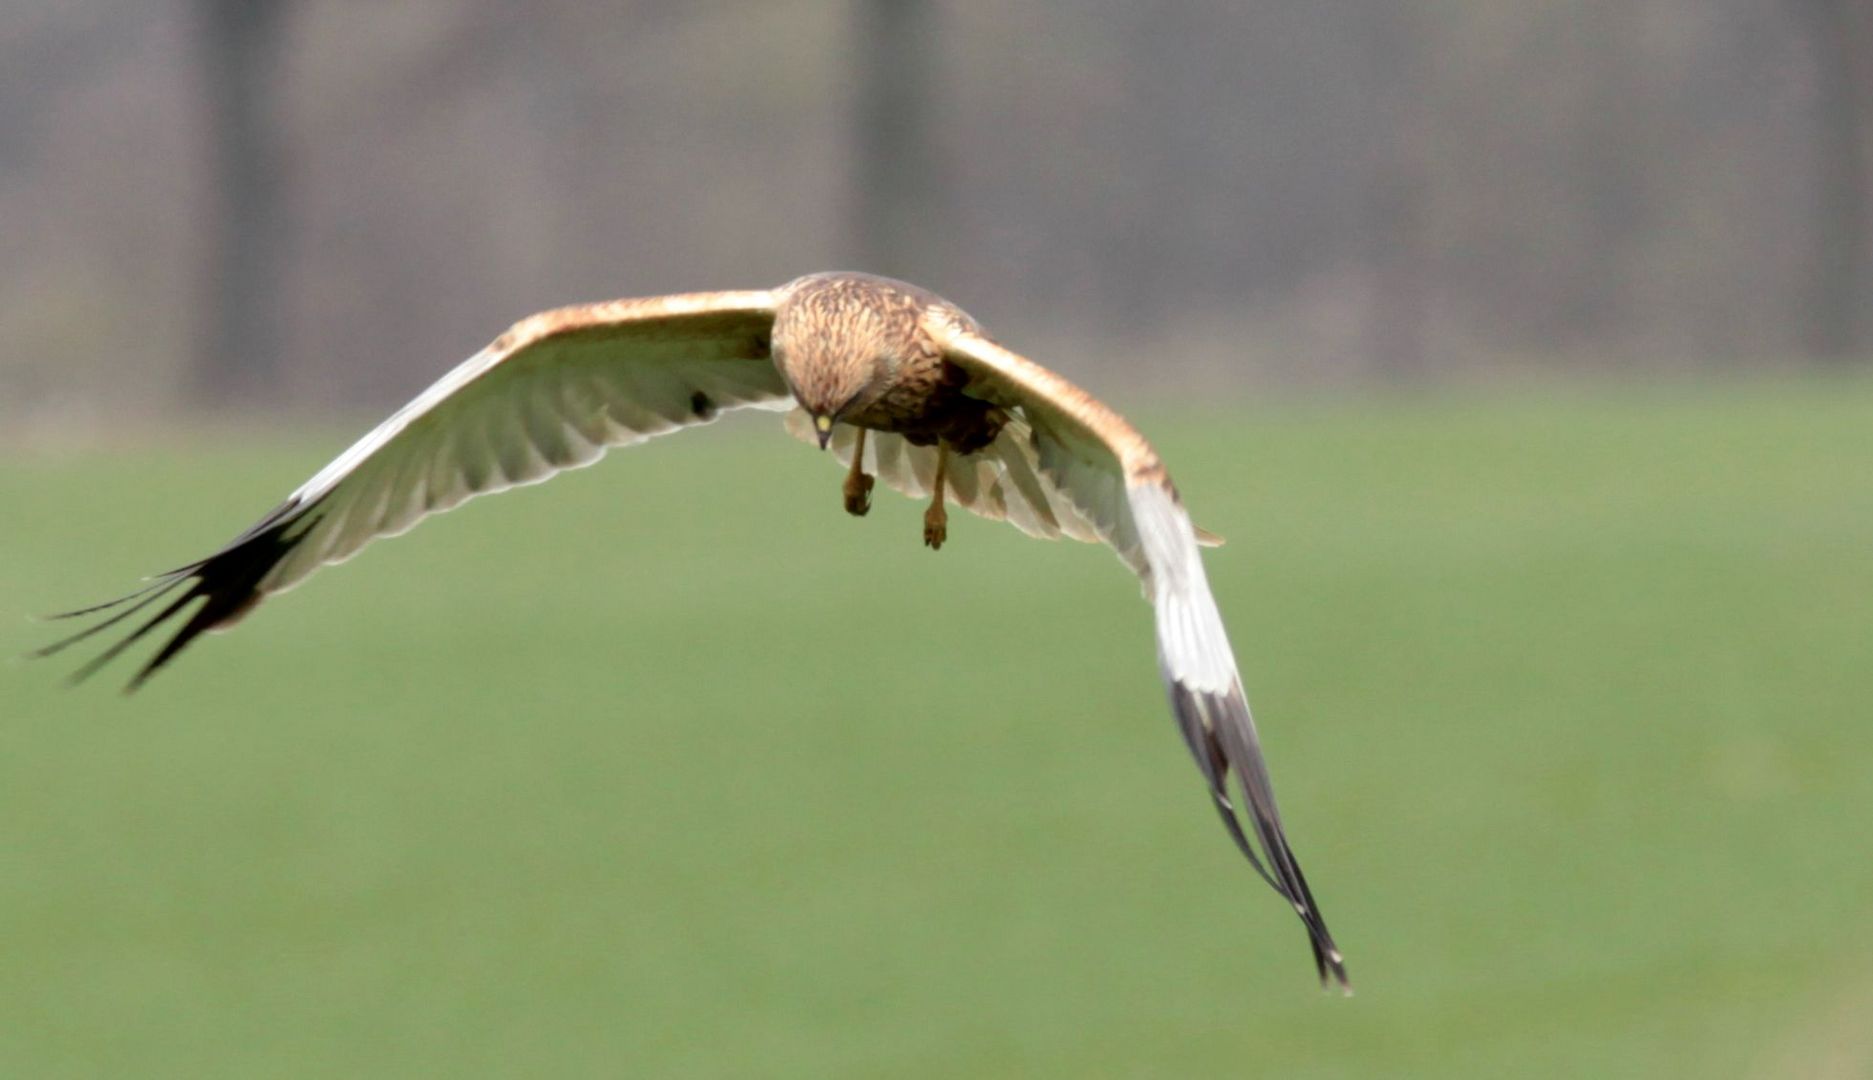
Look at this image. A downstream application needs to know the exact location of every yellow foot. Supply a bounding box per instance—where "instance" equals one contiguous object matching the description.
[923,504,947,550]
[843,471,874,516]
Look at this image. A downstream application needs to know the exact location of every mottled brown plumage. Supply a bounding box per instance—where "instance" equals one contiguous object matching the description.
[775,273,1006,455]
[41,271,1348,990]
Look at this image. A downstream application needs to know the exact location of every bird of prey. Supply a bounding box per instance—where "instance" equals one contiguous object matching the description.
[40,271,1348,989]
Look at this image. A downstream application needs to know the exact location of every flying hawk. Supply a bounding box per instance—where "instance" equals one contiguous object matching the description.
[41,271,1348,989]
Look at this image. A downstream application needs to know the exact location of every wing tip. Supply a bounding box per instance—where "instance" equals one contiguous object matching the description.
[1167,676,1348,992]
[35,514,304,689]
[43,578,250,692]
[1313,939,1353,994]
[35,574,183,623]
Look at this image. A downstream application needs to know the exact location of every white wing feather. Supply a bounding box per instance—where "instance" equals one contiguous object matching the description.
[268,316,784,593]
[42,291,784,685]
[933,322,1349,989]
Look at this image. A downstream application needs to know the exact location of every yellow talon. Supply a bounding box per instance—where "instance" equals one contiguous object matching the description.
[843,427,873,516]
[924,443,949,550]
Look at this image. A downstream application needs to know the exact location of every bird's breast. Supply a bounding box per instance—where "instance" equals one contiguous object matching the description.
[847,358,1004,453]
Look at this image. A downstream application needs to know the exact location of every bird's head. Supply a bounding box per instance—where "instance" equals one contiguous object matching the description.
[773,275,921,448]
[791,352,879,449]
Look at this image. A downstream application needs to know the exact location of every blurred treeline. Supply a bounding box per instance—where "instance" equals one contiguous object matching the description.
[2,1,1869,424]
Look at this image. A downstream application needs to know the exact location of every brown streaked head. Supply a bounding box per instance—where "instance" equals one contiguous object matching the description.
[772,273,927,446]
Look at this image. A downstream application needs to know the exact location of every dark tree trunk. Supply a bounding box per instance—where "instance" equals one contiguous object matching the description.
[190,0,292,408]
[1794,0,1871,360]
[1573,4,1647,345]
[1097,2,1189,339]
[1363,7,1430,380]
[849,0,943,283]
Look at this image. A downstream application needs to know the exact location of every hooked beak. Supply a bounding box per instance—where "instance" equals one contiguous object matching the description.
[813,413,834,450]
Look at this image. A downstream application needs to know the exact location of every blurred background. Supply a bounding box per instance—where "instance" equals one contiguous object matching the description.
[4,0,1870,422]
[2,3,1870,1077]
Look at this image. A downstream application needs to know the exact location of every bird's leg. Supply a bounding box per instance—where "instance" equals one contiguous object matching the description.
[923,443,949,550]
[842,427,874,516]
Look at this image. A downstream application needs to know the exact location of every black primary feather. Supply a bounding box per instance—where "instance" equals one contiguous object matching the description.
[33,499,317,690]
[1167,677,1350,991]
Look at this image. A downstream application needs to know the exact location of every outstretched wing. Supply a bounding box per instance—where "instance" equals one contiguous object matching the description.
[934,320,1349,991]
[40,290,786,687]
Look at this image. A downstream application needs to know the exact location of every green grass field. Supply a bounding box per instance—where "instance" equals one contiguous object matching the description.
[3,377,1870,1077]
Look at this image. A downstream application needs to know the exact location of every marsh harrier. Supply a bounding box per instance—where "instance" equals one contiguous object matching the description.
[42,272,1348,988]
